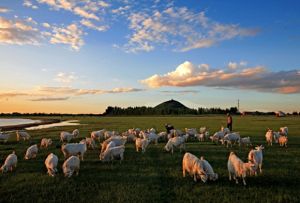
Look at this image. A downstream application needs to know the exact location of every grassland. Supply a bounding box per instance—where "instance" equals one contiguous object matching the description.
[0,115,300,203]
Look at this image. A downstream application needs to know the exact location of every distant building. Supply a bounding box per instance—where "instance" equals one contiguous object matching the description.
[276,111,286,117]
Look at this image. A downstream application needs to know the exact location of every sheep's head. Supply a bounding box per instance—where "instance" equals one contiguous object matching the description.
[0,165,8,173]
[255,145,264,150]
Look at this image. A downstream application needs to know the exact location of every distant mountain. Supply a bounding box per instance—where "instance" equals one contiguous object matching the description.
[154,99,190,111]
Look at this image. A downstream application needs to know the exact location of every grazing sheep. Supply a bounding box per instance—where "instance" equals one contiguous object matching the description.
[135,138,150,153]
[90,129,105,141]
[265,129,273,146]
[185,128,197,137]
[40,138,53,149]
[278,136,288,147]
[200,156,218,181]
[228,152,255,185]
[45,153,58,177]
[239,137,252,147]
[221,132,240,148]
[61,143,87,161]
[100,145,125,162]
[62,156,80,178]
[182,152,207,183]
[157,132,167,142]
[100,136,126,154]
[0,133,10,143]
[25,144,38,160]
[80,138,96,150]
[60,129,79,143]
[248,145,264,175]
[0,151,17,173]
[104,131,119,140]
[16,130,31,141]
[199,127,207,134]
[164,136,185,154]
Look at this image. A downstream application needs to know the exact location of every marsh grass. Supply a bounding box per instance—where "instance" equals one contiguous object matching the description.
[0,116,299,202]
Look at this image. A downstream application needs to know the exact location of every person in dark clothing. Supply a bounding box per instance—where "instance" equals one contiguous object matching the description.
[227,113,233,131]
[165,123,174,134]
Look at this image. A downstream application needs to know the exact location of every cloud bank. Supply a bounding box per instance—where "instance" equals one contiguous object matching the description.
[141,61,300,94]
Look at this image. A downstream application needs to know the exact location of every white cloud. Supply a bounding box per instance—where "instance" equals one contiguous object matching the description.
[122,7,259,52]
[0,16,41,45]
[141,61,300,94]
[50,23,84,51]
[0,7,10,13]
[80,19,108,32]
[54,72,78,83]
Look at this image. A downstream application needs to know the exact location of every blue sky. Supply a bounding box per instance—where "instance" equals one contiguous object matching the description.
[0,0,299,113]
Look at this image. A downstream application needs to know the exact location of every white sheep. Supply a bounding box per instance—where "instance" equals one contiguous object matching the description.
[60,129,79,142]
[62,155,80,177]
[40,138,53,149]
[90,129,105,141]
[0,151,17,173]
[100,145,125,162]
[24,144,38,160]
[100,136,126,154]
[135,138,150,153]
[80,138,96,149]
[182,152,207,183]
[279,127,288,136]
[278,136,288,147]
[16,130,31,141]
[228,152,255,185]
[200,156,218,181]
[248,145,264,175]
[61,143,87,161]
[265,129,273,146]
[164,136,185,154]
[44,153,58,177]
[239,137,252,147]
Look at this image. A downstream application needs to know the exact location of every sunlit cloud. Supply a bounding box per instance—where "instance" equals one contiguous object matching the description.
[80,19,108,32]
[29,96,70,101]
[141,61,300,94]
[0,16,41,45]
[49,23,84,51]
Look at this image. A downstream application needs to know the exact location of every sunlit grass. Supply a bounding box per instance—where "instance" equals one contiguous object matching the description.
[0,115,299,202]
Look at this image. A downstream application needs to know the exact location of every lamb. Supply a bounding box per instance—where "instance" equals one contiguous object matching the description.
[44,153,58,177]
[61,143,87,161]
[99,145,125,162]
[90,129,105,141]
[0,151,17,173]
[80,138,96,149]
[239,137,252,147]
[248,145,264,175]
[16,130,31,141]
[182,152,207,183]
[265,129,273,146]
[200,156,218,181]
[227,152,255,185]
[135,138,150,153]
[60,129,79,143]
[25,144,38,160]
[62,156,80,177]
[0,133,10,143]
[164,136,186,154]
[279,127,288,136]
[40,138,53,149]
[278,136,288,147]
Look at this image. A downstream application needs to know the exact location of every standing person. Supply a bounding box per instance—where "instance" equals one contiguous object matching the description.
[227,113,233,131]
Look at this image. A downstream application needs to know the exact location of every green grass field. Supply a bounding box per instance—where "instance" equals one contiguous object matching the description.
[0,116,300,203]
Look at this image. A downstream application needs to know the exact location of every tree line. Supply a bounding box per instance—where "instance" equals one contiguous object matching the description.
[102,106,240,116]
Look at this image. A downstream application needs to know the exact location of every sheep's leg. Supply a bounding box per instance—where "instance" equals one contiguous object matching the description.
[183,169,186,177]
[228,171,232,181]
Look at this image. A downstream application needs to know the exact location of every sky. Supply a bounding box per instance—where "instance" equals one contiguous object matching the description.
[0,0,299,114]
